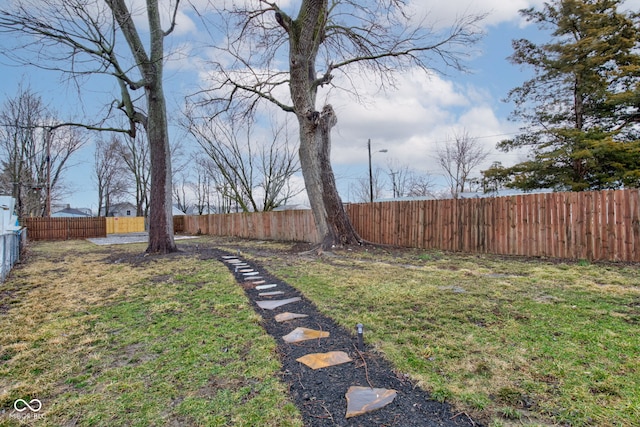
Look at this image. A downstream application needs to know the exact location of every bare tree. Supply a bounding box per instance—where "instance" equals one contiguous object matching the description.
[184,111,301,212]
[437,129,490,198]
[406,173,436,198]
[191,0,484,248]
[94,136,128,216]
[258,122,303,210]
[115,132,150,218]
[0,0,181,253]
[349,168,385,203]
[187,156,220,215]
[173,172,191,214]
[0,86,86,217]
[386,161,412,198]
[190,157,212,215]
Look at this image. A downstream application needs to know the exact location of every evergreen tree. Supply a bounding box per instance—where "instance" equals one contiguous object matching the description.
[484,0,640,191]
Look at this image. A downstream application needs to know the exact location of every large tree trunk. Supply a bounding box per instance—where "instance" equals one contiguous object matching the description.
[288,0,361,249]
[298,105,361,248]
[141,0,176,254]
[144,79,177,254]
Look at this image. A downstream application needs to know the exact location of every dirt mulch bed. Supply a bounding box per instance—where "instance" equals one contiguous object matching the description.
[195,245,480,427]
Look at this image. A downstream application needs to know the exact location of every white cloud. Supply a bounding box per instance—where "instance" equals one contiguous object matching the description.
[407,0,548,29]
[324,68,517,178]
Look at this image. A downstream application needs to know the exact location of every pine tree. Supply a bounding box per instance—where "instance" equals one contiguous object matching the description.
[485,0,640,191]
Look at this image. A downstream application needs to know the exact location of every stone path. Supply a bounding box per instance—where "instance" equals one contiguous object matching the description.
[219,253,480,427]
[223,255,398,419]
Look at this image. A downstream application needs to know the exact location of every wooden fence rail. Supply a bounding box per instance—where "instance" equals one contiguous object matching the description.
[24,217,107,241]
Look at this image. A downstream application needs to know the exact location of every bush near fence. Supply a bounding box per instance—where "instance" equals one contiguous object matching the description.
[183,189,640,263]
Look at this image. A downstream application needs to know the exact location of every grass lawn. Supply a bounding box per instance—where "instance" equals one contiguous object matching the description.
[1,236,639,427]
[237,240,640,427]
[0,240,302,426]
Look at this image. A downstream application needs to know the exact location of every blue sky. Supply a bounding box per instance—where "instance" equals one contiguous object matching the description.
[1,0,637,213]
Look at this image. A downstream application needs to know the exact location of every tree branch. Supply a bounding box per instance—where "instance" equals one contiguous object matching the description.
[164,0,182,37]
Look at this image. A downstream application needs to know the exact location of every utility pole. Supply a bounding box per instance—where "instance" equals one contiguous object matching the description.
[368,139,387,203]
[46,127,51,217]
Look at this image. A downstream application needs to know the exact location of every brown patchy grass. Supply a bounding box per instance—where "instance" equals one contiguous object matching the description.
[0,239,302,426]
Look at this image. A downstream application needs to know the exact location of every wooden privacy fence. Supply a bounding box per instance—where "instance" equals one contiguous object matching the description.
[22,189,640,261]
[346,189,640,262]
[183,210,320,243]
[24,217,107,241]
[106,217,146,234]
[174,215,185,233]
[25,216,192,241]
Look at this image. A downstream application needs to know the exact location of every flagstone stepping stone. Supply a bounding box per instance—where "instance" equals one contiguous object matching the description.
[221,256,237,260]
[296,351,353,370]
[251,280,266,285]
[243,271,260,276]
[274,312,309,322]
[239,269,254,273]
[256,297,301,310]
[255,284,278,290]
[259,291,285,297]
[225,259,241,264]
[282,327,329,343]
[245,276,264,281]
[345,386,398,418]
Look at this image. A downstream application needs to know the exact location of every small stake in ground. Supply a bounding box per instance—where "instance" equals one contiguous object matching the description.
[356,323,364,351]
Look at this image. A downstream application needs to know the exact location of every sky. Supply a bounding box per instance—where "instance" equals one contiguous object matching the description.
[1,0,638,214]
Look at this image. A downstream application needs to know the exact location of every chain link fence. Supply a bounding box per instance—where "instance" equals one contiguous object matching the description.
[1,228,26,282]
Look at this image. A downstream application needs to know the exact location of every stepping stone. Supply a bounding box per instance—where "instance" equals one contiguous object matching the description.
[259,291,285,297]
[225,259,241,264]
[296,351,352,370]
[274,312,308,322]
[345,386,398,418]
[243,271,260,276]
[256,297,301,310]
[245,276,264,281]
[255,284,278,290]
[282,327,329,343]
[251,280,266,285]
[239,268,254,273]
[221,256,237,260]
